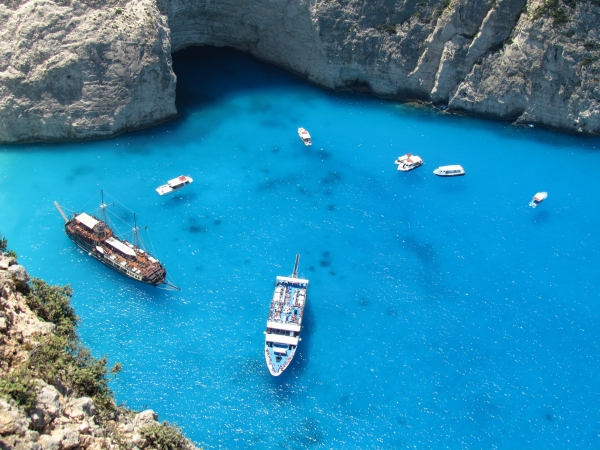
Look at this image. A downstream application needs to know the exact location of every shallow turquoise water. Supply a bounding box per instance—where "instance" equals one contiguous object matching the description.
[2,46,600,448]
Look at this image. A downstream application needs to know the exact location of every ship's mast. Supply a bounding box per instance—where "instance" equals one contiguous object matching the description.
[292,254,300,278]
[99,190,113,224]
[132,213,139,247]
[132,213,148,251]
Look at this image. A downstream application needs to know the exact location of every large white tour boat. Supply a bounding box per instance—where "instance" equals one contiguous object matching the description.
[264,255,308,376]
[298,127,312,146]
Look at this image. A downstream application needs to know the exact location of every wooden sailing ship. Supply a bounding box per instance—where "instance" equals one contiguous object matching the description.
[54,192,179,289]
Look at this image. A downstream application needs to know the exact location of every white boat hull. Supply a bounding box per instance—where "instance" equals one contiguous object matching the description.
[265,273,308,376]
[433,165,465,177]
[298,127,312,146]
[156,175,193,195]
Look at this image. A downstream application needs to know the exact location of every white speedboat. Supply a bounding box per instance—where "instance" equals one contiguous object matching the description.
[156,175,193,195]
[529,192,548,208]
[433,165,465,177]
[298,127,312,146]
[395,153,423,171]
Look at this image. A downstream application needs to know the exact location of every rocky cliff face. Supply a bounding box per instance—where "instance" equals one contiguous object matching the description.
[0,0,176,142]
[0,254,198,450]
[0,0,598,142]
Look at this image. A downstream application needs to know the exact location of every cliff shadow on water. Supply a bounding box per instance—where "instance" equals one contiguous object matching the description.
[171,46,600,153]
[173,46,301,113]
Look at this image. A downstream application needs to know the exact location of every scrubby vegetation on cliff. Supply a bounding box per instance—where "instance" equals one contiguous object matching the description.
[26,278,121,413]
[0,235,199,450]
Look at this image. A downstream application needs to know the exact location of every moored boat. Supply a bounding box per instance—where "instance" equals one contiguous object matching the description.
[298,127,312,146]
[53,192,179,289]
[529,192,548,208]
[156,175,193,196]
[264,255,308,376]
[395,153,423,171]
[433,165,465,177]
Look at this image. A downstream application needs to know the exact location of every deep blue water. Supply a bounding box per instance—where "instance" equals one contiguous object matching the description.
[2,46,600,448]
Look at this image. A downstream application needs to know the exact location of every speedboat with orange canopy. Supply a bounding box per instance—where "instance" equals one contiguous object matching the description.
[529,192,548,208]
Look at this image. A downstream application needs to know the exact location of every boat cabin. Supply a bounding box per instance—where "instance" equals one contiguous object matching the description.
[298,128,312,146]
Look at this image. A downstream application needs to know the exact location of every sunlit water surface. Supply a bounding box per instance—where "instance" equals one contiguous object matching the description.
[2,46,600,448]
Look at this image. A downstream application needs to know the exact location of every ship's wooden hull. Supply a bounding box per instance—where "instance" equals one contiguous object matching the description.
[65,227,166,286]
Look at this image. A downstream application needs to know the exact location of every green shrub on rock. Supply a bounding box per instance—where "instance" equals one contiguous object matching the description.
[552,7,569,25]
[0,232,17,258]
[140,422,191,450]
[0,371,36,413]
[0,235,193,448]
[25,277,120,413]
[26,278,77,339]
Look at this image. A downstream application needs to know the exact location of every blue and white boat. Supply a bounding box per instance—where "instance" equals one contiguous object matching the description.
[264,255,308,376]
[433,165,465,177]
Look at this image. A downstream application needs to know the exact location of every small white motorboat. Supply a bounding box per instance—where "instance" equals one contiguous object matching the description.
[394,153,423,171]
[156,175,194,196]
[529,192,548,208]
[433,165,465,177]
[298,127,312,146]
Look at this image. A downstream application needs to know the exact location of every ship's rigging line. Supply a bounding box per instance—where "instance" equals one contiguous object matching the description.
[144,227,158,263]
[99,192,180,290]
[102,191,136,215]
[104,208,125,240]
[62,191,155,254]
[100,192,149,247]
[80,192,101,211]
[145,227,180,290]
[100,193,164,259]
[56,192,181,291]
[104,209,154,256]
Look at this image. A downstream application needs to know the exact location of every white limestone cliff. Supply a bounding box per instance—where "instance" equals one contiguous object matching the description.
[0,0,598,142]
[0,0,176,142]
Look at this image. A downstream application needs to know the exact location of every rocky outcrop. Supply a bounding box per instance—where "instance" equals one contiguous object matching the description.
[0,0,598,141]
[2,386,184,450]
[0,253,198,450]
[2,387,187,450]
[0,0,176,142]
[449,1,600,133]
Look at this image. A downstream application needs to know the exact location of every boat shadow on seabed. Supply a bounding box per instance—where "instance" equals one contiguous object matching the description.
[532,209,551,224]
[160,192,199,208]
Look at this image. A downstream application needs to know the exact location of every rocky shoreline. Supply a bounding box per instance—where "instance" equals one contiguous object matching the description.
[0,0,598,142]
[0,248,199,450]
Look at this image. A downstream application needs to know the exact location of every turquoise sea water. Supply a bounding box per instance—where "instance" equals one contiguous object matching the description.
[2,46,600,448]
